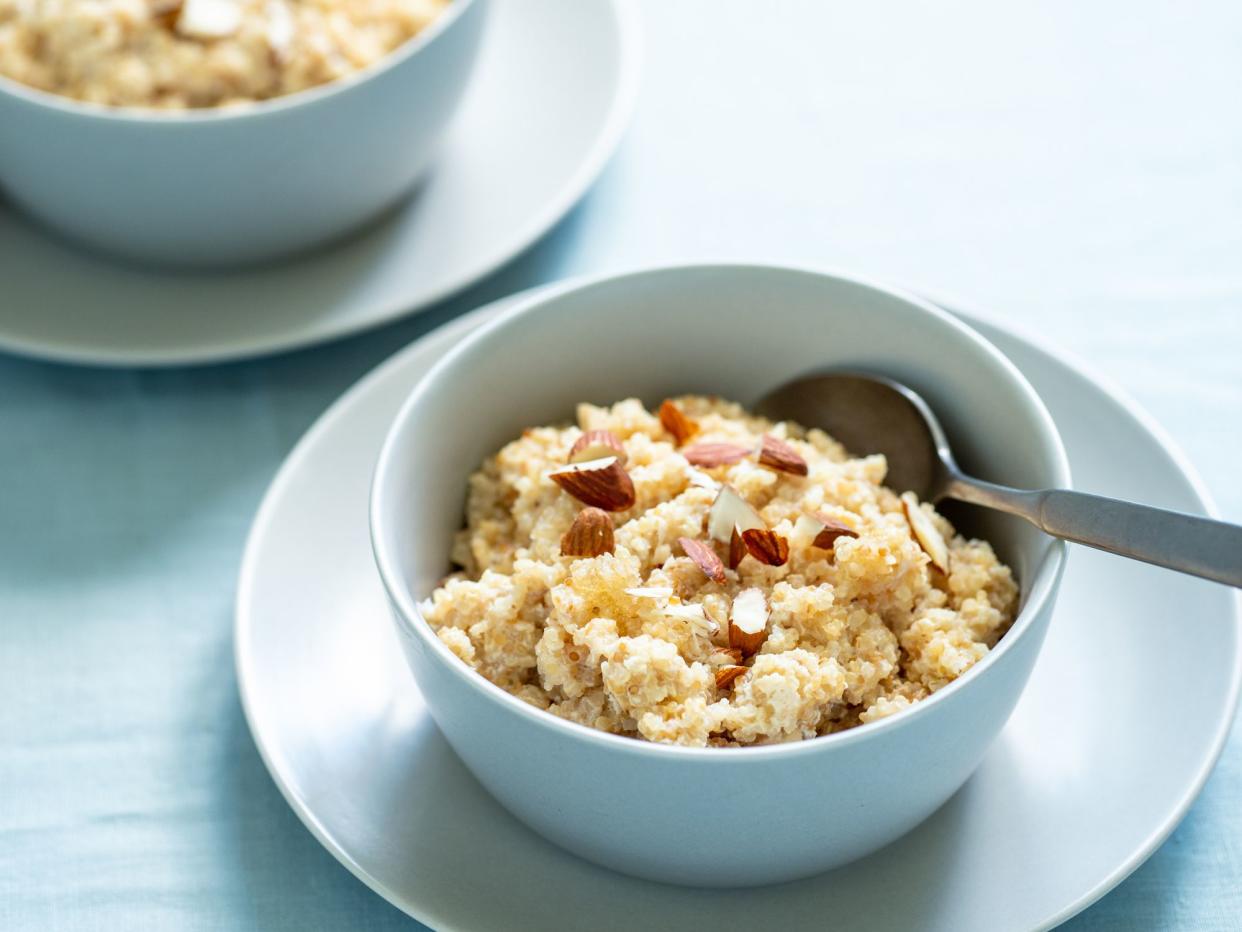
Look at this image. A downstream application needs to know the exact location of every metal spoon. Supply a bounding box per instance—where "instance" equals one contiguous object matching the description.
[756,372,1242,588]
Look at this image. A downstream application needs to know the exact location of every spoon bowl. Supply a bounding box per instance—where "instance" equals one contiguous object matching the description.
[756,371,953,499]
[758,371,1242,589]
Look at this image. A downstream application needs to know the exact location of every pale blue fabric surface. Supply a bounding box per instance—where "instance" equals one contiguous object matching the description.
[1,1,1239,929]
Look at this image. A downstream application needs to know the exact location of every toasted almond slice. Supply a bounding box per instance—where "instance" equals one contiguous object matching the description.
[757,434,809,476]
[548,456,635,511]
[624,586,675,600]
[810,513,860,549]
[681,442,751,468]
[707,485,765,543]
[568,429,627,466]
[791,512,860,551]
[715,665,749,690]
[727,527,747,570]
[679,537,727,584]
[741,528,790,566]
[659,400,699,446]
[901,491,950,574]
[712,647,745,665]
[729,588,769,655]
[560,508,615,558]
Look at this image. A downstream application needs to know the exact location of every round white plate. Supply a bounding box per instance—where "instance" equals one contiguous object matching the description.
[0,0,639,368]
[235,291,1241,931]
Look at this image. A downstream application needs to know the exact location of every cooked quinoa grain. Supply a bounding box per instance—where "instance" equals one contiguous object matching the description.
[423,396,1019,748]
[0,0,451,109]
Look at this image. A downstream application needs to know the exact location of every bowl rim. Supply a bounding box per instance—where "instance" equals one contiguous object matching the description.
[370,261,1071,762]
[0,0,478,124]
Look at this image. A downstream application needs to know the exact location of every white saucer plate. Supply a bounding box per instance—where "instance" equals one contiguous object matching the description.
[0,0,639,367]
[235,292,1241,931]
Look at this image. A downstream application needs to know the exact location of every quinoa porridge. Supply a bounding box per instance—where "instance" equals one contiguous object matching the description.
[0,0,451,109]
[422,396,1019,748]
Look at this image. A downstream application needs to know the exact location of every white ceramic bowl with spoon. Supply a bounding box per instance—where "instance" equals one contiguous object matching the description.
[0,0,488,267]
[370,264,1070,887]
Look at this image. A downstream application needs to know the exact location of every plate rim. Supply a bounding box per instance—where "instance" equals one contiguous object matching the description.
[234,307,495,930]
[0,0,643,369]
[234,288,1242,931]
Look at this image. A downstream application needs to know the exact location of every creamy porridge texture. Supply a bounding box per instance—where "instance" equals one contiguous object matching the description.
[0,0,450,108]
[423,397,1019,748]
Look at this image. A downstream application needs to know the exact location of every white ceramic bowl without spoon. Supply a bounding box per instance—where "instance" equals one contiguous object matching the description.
[0,0,488,268]
[370,263,1071,887]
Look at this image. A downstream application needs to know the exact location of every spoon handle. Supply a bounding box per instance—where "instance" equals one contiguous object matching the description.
[945,477,1242,588]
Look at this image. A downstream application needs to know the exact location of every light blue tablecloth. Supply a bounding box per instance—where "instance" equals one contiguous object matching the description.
[2,2,1239,929]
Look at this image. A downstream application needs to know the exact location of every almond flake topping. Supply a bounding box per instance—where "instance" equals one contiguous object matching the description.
[741,527,790,566]
[685,466,720,490]
[560,508,615,558]
[624,586,675,600]
[706,485,764,544]
[265,0,294,57]
[176,0,242,38]
[757,434,809,476]
[665,603,719,638]
[681,442,751,468]
[715,665,749,690]
[729,588,769,656]
[901,491,950,574]
[791,512,860,551]
[568,430,627,466]
[727,528,747,570]
[678,537,727,584]
[659,400,699,446]
[547,456,636,511]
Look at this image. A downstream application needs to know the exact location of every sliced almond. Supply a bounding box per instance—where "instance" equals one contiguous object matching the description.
[685,466,720,490]
[790,513,824,549]
[548,456,635,512]
[715,665,749,690]
[624,586,674,600]
[811,513,860,549]
[712,647,745,665]
[265,0,294,58]
[901,491,950,574]
[175,0,242,38]
[679,537,727,584]
[702,600,728,637]
[560,508,615,558]
[741,528,790,566]
[791,512,860,551]
[757,434,808,476]
[729,588,769,656]
[568,429,627,466]
[665,602,718,637]
[659,400,698,446]
[706,485,765,544]
[681,442,751,468]
[727,527,747,570]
